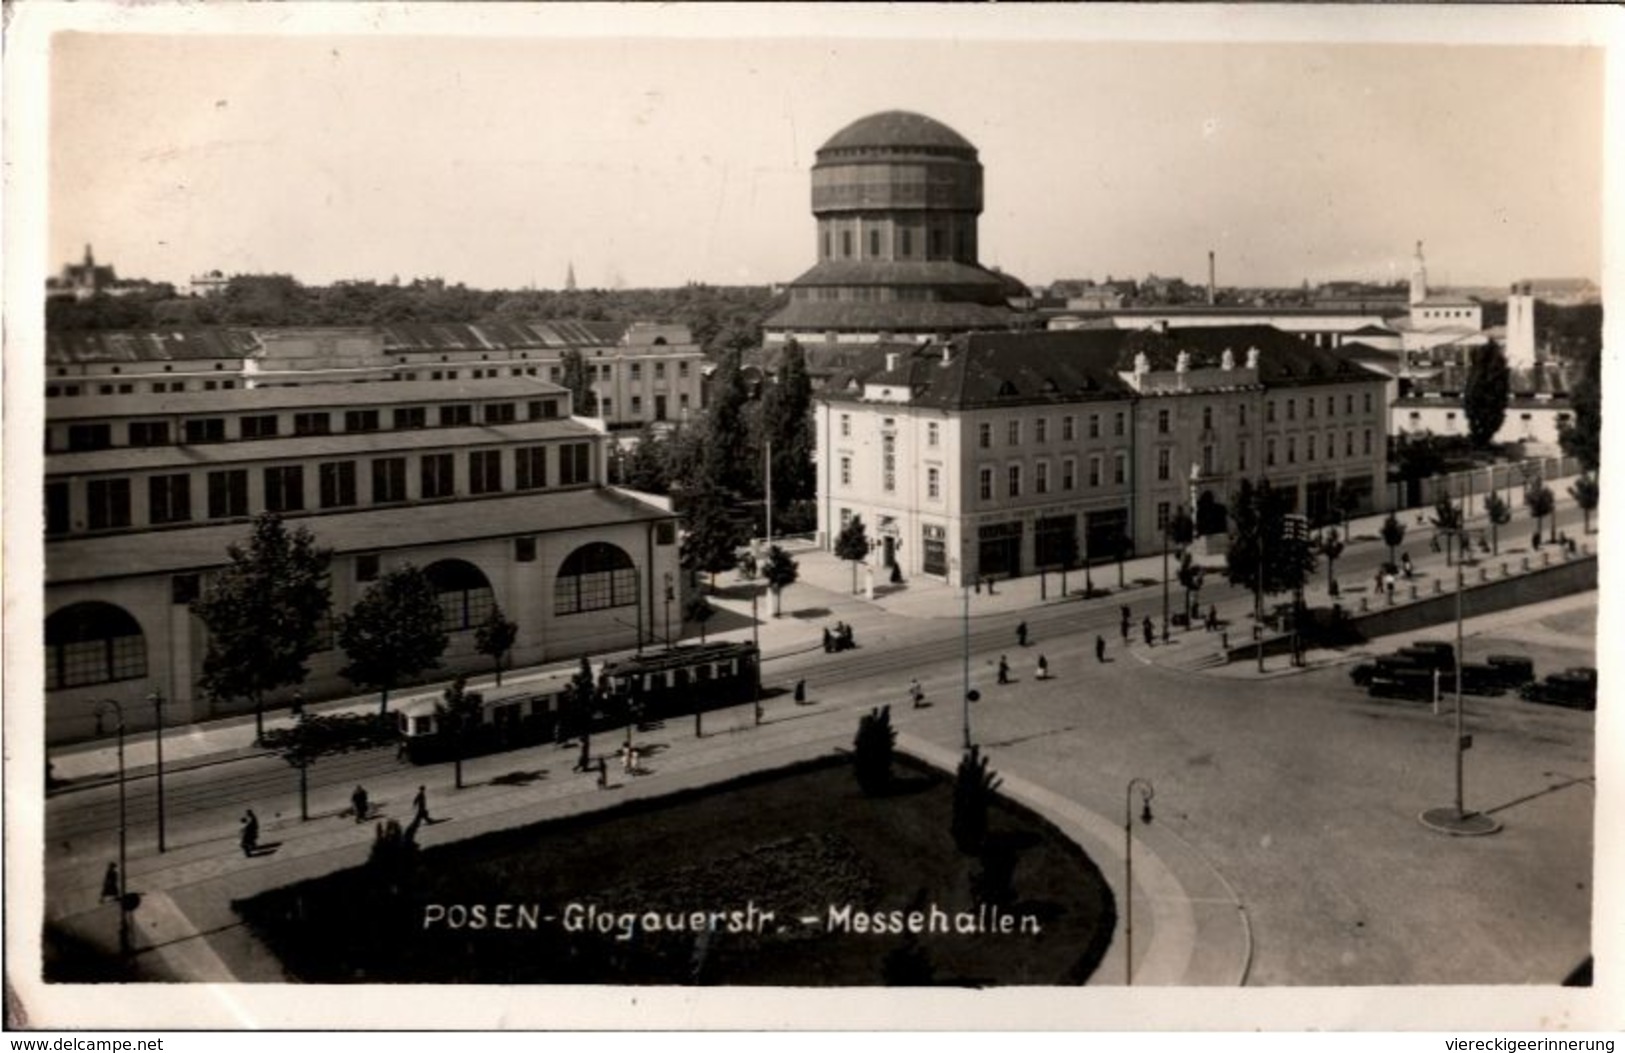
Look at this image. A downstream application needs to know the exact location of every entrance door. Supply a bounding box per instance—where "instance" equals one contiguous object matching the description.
[882,535,896,567]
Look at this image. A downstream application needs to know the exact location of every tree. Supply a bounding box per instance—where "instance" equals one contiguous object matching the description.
[435,676,485,790]
[680,486,747,592]
[852,705,896,797]
[760,544,800,617]
[950,746,1003,856]
[616,422,672,494]
[1224,478,1317,624]
[1167,506,1195,549]
[1176,551,1204,626]
[338,564,449,718]
[1431,496,1464,565]
[698,348,755,496]
[559,348,598,416]
[563,656,599,746]
[1569,475,1598,535]
[1380,512,1407,568]
[753,341,816,509]
[192,513,332,742]
[1559,345,1601,473]
[683,593,716,643]
[1320,528,1345,593]
[1525,482,1556,545]
[833,515,871,594]
[474,604,519,686]
[1462,342,1512,448]
[1484,492,1511,555]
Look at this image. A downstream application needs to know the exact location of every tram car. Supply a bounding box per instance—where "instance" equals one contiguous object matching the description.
[599,641,760,723]
[397,665,584,764]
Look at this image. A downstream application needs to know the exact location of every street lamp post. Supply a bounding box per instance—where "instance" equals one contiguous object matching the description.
[149,690,166,853]
[663,572,674,648]
[1161,521,1170,644]
[952,558,974,750]
[1123,777,1155,985]
[93,700,130,957]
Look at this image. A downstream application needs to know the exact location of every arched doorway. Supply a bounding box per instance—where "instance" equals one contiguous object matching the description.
[45,601,147,689]
[554,542,638,616]
[424,559,495,632]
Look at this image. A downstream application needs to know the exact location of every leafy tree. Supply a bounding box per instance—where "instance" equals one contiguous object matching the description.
[698,348,755,496]
[760,544,800,617]
[1380,512,1407,568]
[1224,478,1318,625]
[683,592,716,643]
[1569,475,1598,535]
[474,604,519,686]
[1320,528,1345,592]
[753,341,817,508]
[852,705,897,797]
[435,676,485,790]
[559,348,598,416]
[680,486,747,592]
[834,515,871,594]
[615,422,672,494]
[1176,551,1204,626]
[1559,344,1601,473]
[563,656,599,745]
[950,746,1003,856]
[1484,492,1511,555]
[1167,506,1195,549]
[1524,482,1556,544]
[192,513,332,742]
[1462,342,1511,448]
[338,564,449,718]
[1392,433,1448,486]
[1431,496,1464,565]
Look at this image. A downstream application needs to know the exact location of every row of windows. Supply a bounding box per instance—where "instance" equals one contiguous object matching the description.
[1261,430,1375,468]
[45,442,597,534]
[1264,392,1375,425]
[53,399,563,452]
[820,225,964,261]
[975,453,1129,501]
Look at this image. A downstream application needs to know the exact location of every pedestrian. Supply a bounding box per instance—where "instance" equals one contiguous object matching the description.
[822,627,832,653]
[1017,621,1028,647]
[1207,604,1219,631]
[1036,654,1049,680]
[1385,572,1396,598]
[794,679,806,704]
[1120,607,1131,644]
[909,678,923,708]
[629,746,640,775]
[100,862,120,902]
[1142,616,1155,647]
[351,785,369,823]
[1095,635,1107,663]
[597,757,609,789]
[1401,552,1413,579]
[623,745,635,776]
[575,737,591,773]
[986,576,996,595]
[412,785,432,825]
[997,655,1010,685]
[240,809,259,857]
[290,689,305,719]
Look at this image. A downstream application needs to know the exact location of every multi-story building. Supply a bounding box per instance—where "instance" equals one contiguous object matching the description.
[43,377,680,743]
[815,326,1389,587]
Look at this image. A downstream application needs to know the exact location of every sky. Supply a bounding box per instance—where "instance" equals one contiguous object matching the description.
[33,6,1613,293]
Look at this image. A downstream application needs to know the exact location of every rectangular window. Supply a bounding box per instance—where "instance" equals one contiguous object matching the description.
[1157,448,1170,481]
[1364,429,1372,455]
[979,468,993,501]
[1114,452,1127,485]
[339,410,376,433]
[840,456,852,486]
[528,399,560,421]
[1007,464,1021,498]
[882,433,896,492]
[631,395,643,415]
[264,465,305,512]
[1306,435,1316,462]
[1114,412,1125,437]
[1287,437,1297,464]
[515,447,548,490]
[46,482,70,535]
[559,442,592,485]
[207,470,248,518]
[1346,394,1354,415]
[1157,409,1170,435]
[979,422,992,449]
[1287,398,1296,422]
[420,453,455,499]
[1007,420,1020,446]
[294,412,331,436]
[184,418,226,444]
[1062,458,1076,491]
[1239,439,1250,472]
[515,537,537,562]
[148,474,191,525]
[840,414,851,438]
[393,406,427,429]
[1063,416,1075,442]
[1364,392,1374,413]
[356,554,380,582]
[484,402,517,425]
[679,361,691,379]
[469,450,503,494]
[1157,501,1171,533]
[1088,414,1100,439]
[1346,430,1355,457]
[1266,439,1277,467]
[1239,404,1248,428]
[630,363,643,382]
[1035,418,1048,444]
[1306,398,1315,420]
[869,229,881,258]
[842,230,853,258]
[127,421,170,447]
[241,415,278,439]
[372,458,407,503]
[600,398,612,417]
[1036,461,1050,495]
[1327,396,1336,417]
[1089,455,1102,488]
[927,467,940,499]
[1202,406,1213,431]
[86,478,132,530]
[439,404,474,427]
[1267,400,1277,423]
[319,461,358,508]
[927,422,939,447]
[921,523,945,575]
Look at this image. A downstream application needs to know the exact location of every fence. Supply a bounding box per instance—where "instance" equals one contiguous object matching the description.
[1387,454,1583,517]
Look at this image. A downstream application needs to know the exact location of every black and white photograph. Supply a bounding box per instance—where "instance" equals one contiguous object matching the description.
[3,2,1620,1036]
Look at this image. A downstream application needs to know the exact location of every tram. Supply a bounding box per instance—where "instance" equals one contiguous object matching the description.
[396,665,582,764]
[598,641,760,721]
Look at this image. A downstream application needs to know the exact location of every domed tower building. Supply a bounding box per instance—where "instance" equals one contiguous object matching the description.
[765,111,1024,345]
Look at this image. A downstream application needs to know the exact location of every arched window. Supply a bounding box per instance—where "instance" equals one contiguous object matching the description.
[554,542,637,616]
[46,602,146,689]
[424,559,494,632]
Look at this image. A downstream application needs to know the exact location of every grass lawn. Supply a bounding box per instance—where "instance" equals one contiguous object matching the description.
[235,753,1115,985]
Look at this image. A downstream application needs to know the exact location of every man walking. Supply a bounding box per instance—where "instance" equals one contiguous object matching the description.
[351,785,369,824]
[1095,635,1107,663]
[909,678,924,708]
[240,809,259,857]
[1017,621,1029,647]
[997,655,1010,685]
[1142,616,1155,647]
[1036,654,1050,680]
[412,785,432,825]
[1120,606,1132,644]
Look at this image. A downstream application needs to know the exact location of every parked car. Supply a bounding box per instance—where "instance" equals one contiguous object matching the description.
[1368,668,1439,702]
[1486,654,1536,689]
[1520,667,1597,711]
[1397,641,1456,669]
[1351,653,1428,687]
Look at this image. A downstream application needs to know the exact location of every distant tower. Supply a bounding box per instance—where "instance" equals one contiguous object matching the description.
[565,262,577,292]
[1409,240,1428,306]
[1505,281,1537,371]
[1207,250,1216,305]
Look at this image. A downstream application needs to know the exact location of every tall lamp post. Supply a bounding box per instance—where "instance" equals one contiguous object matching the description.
[93,700,130,957]
[1420,528,1501,836]
[1160,519,1171,644]
[952,558,976,749]
[149,690,166,853]
[1123,777,1155,985]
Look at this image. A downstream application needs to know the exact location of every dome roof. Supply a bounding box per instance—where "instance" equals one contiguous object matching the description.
[819,111,976,154]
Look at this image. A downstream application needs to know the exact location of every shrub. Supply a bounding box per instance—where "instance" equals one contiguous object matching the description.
[951,746,1002,855]
[852,705,896,796]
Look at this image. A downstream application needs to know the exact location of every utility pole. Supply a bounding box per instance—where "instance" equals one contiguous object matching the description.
[150,690,166,853]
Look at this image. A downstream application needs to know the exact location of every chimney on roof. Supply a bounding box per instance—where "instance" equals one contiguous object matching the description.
[885,351,900,373]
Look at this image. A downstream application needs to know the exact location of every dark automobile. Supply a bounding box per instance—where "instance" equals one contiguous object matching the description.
[1520,667,1597,711]
[1397,641,1455,669]
[1368,668,1439,702]
[1486,654,1536,689]
[1351,653,1428,687]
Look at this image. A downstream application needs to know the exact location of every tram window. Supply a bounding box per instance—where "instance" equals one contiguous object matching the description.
[695,665,712,682]
[413,716,433,735]
[675,669,690,687]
